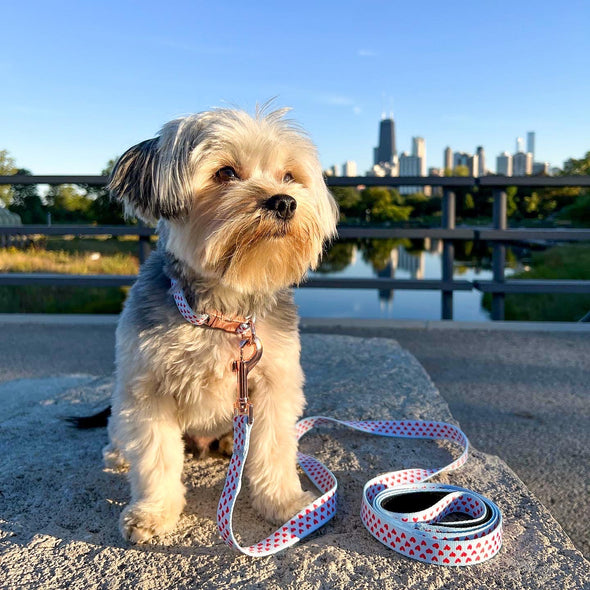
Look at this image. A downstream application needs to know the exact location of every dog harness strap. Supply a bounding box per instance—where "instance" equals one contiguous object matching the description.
[218,416,503,565]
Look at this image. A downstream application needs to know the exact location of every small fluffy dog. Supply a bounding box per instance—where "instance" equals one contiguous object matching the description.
[104,107,338,543]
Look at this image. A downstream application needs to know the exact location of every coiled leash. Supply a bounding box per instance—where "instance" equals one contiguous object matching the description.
[171,280,503,565]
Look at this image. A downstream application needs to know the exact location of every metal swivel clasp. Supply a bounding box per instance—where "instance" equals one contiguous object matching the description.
[232,335,263,424]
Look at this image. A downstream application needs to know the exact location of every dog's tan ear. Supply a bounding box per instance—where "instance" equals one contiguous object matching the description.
[108,138,190,223]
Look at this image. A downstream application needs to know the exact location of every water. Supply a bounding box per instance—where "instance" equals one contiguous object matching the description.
[294,241,510,321]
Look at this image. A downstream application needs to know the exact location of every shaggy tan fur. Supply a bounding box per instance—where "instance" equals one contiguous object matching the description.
[103,107,338,543]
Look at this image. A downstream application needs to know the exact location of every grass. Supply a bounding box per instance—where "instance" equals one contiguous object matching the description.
[482,242,590,321]
[0,239,142,314]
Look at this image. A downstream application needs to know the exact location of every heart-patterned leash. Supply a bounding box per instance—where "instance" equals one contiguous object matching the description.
[218,414,502,565]
[171,279,503,565]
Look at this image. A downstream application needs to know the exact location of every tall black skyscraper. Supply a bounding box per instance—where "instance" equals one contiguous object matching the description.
[374,117,397,165]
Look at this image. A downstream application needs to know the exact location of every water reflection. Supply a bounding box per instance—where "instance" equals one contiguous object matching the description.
[295,239,521,321]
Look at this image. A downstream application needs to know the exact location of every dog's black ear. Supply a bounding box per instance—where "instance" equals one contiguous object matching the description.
[108,138,190,223]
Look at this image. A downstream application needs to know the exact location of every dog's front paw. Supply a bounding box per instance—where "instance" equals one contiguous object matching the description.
[253,490,317,525]
[119,502,182,544]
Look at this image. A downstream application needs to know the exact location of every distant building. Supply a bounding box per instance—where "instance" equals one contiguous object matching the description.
[368,157,399,177]
[428,167,444,197]
[527,132,536,161]
[497,152,513,176]
[399,152,423,194]
[516,137,525,154]
[444,147,453,172]
[412,137,427,176]
[453,151,469,169]
[342,160,357,177]
[453,151,478,176]
[533,161,550,175]
[374,116,397,165]
[513,151,533,176]
[476,146,486,177]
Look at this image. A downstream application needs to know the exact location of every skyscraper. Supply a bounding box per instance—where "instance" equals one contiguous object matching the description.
[412,137,427,176]
[527,132,535,161]
[497,152,513,176]
[513,151,533,176]
[374,116,397,165]
[476,146,486,177]
[444,147,453,172]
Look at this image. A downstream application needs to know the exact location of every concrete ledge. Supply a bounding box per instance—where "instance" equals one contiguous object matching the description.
[0,335,587,589]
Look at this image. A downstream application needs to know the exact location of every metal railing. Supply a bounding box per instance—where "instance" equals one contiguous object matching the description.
[1,174,590,321]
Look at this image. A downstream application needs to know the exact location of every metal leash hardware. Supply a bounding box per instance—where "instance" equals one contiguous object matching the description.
[232,321,263,425]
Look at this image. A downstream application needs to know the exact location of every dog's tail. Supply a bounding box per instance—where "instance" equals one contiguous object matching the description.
[65,406,111,429]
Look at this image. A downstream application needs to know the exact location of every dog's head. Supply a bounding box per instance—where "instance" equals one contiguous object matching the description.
[109,107,338,294]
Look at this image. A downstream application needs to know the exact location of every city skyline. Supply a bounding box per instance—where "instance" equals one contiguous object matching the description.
[1,1,588,177]
[328,115,550,177]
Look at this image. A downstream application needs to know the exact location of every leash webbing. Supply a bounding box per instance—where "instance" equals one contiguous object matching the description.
[217,415,502,564]
[169,279,502,565]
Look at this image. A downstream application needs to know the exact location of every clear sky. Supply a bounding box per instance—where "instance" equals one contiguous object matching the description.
[2,0,589,176]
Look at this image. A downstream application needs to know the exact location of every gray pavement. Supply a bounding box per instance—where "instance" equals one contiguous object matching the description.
[1,324,588,590]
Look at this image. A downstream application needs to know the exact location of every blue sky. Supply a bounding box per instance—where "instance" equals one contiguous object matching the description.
[2,0,589,175]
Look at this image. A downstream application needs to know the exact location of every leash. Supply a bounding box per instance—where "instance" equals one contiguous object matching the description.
[171,280,503,565]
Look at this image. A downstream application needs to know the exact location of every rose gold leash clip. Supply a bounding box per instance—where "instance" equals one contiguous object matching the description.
[232,323,263,424]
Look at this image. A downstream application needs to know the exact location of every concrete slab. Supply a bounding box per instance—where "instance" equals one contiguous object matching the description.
[0,335,588,589]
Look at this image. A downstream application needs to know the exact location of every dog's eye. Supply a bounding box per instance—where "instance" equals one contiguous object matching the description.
[283,172,294,183]
[216,166,240,182]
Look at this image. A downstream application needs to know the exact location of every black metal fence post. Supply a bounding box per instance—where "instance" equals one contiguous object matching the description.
[492,189,507,320]
[441,189,456,320]
[137,221,152,265]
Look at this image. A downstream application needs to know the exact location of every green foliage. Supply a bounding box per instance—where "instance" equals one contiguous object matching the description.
[360,187,412,223]
[0,285,129,313]
[84,159,127,225]
[45,185,93,223]
[316,241,355,273]
[0,149,17,206]
[559,193,590,226]
[360,238,412,271]
[7,169,46,224]
[562,151,590,175]
[453,165,470,177]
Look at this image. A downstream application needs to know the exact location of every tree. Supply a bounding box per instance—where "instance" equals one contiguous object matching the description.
[330,186,361,221]
[0,149,17,206]
[7,169,46,223]
[84,159,127,224]
[360,187,412,223]
[562,151,590,176]
[46,184,93,223]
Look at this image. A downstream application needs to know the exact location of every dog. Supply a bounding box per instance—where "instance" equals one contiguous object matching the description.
[103,106,338,543]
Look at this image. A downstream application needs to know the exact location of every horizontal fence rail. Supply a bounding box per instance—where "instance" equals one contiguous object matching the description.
[1,175,589,320]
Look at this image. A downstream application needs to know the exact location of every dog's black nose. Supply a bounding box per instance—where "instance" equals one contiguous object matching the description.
[264,194,297,220]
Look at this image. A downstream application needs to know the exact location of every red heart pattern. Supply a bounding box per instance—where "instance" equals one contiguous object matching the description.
[217,414,502,565]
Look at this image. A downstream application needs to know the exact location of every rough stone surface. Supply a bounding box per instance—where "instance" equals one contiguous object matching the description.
[0,335,588,589]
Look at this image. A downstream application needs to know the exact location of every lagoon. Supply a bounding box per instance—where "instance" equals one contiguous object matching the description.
[294,240,516,321]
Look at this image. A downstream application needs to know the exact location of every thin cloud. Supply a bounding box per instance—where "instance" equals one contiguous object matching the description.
[358,49,378,57]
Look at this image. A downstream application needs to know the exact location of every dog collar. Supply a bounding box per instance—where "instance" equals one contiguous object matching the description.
[170,278,254,336]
